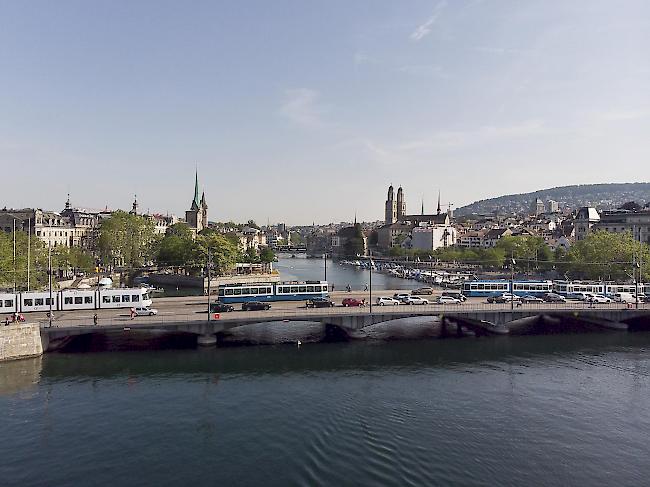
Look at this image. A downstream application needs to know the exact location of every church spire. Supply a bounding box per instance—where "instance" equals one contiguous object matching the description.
[65,193,71,210]
[192,169,200,208]
[437,190,441,215]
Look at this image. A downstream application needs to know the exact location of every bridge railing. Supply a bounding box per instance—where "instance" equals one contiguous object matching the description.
[39,301,649,329]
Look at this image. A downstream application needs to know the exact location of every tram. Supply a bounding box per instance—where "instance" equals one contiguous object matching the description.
[217,281,329,303]
[0,288,152,314]
[462,280,553,297]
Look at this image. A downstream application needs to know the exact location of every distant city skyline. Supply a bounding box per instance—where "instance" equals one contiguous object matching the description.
[2,1,649,224]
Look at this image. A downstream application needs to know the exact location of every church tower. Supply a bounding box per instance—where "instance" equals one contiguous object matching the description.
[396,186,406,221]
[385,185,397,224]
[186,170,208,233]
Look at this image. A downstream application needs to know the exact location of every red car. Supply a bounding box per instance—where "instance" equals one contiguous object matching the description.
[342,298,365,307]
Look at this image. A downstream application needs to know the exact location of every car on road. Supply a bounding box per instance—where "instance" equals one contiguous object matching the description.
[521,295,544,303]
[442,291,467,302]
[134,307,158,316]
[612,292,635,303]
[487,293,520,304]
[587,294,612,304]
[242,301,271,311]
[403,296,430,305]
[377,297,400,306]
[306,298,335,308]
[393,293,411,303]
[411,287,434,295]
[542,293,566,303]
[342,298,365,307]
[436,296,462,304]
[209,302,235,313]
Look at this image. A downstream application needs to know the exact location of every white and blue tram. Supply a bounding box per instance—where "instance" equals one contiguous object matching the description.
[217,281,329,303]
[553,281,645,297]
[0,288,152,314]
[462,280,554,297]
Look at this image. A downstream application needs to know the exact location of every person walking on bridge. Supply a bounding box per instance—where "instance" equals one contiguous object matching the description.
[93,313,98,326]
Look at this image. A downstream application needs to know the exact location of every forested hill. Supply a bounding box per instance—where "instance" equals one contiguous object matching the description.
[456,183,650,216]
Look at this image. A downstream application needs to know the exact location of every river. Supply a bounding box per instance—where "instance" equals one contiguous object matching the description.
[2,333,650,486]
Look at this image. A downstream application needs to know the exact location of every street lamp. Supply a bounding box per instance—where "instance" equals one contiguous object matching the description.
[634,260,640,310]
[369,250,373,314]
[48,244,53,328]
[510,257,516,311]
[206,248,212,322]
[323,252,327,283]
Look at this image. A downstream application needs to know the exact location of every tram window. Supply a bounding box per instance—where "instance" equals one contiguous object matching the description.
[65,297,73,305]
[470,284,478,290]
[314,286,321,292]
[103,296,111,304]
[298,286,305,292]
[24,299,33,306]
[46,298,54,305]
[241,288,250,295]
[35,298,44,306]
[75,297,83,304]
[132,295,139,302]
[218,289,225,296]
[4,300,13,307]
[85,297,93,304]
[250,288,258,295]
[291,286,299,293]
[234,289,241,295]
[307,286,314,292]
[225,289,234,296]
[122,295,130,302]
[112,296,121,303]
[143,293,150,301]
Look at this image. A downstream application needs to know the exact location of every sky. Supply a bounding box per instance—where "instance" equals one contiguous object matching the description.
[1,0,649,225]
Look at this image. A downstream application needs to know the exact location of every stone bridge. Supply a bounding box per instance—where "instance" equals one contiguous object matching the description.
[38,306,650,351]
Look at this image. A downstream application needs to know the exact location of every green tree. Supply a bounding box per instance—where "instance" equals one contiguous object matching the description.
[342,224,366,257]
[0,230,48,290]
[193,233,239,275]
[259,247,276,263]
[97,211,157,269]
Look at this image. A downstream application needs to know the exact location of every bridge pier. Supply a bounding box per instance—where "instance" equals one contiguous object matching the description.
[197,334,217,346]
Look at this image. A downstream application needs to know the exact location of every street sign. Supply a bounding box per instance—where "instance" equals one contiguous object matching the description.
[213,313,220,320]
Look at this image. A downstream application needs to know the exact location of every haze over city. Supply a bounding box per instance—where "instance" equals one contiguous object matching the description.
[2,0,649,224]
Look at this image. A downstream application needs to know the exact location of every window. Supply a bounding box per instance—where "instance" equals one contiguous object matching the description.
[142,293,150,301]
[65,297,73,305]
[122,295,130,302]
[234,289,241,295]
[85,297,93,304]
[299,286,307,293]
[24,299,33,306]
[291,286,299,293]
[46,298,54,305]
[132,295,139,302]
[250,288,259,295]
[218,289,225,296]
[75,297,83,304]
[314,286,321,292]
[225,289,234,296]
[112,296,121,303]
[4,300,13,307]
[307,286,314,292]
[103,296,111,304]
[35,298,44,306]
[241,288,250,295]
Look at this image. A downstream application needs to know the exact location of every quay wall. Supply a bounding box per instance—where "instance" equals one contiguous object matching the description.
[0,323,43,362]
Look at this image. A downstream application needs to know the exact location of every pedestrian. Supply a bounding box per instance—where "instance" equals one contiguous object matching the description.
[93,313,98,326]
[364,284,368,292]
[331,284,335,292]
[346,284,351,293]
[130,307,135,320]
[4,316,9,326]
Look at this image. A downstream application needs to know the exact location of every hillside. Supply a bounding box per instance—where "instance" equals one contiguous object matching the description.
[456,183,650,216]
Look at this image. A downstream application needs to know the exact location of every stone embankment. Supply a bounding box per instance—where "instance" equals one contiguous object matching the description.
[0,323,43,362]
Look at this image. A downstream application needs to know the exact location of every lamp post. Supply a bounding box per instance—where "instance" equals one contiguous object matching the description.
[369,250,373,314]
[510,256,516,311]
[207,248,212,322]
[634,259,640,310]
[48,244,53,328]
[323,252,327,283]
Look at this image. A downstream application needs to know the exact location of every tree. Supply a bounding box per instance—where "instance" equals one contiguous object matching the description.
[97,211,157,269]
[259,247,276,263]
[619,201,642,212]
[246,220,260,229]
[0,230,48,290]
[193,233,239,275]
[342,224,365,257]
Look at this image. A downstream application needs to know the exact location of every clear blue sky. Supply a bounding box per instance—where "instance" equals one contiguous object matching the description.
[1,0,649,224]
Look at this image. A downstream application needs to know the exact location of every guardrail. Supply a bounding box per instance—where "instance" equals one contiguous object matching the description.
[39,301,650,329]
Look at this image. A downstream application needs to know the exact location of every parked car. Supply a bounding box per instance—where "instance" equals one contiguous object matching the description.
[242,301,271,311]
[487,293,520,304]
[587,294,612,304]
[403,296,430,305]
[411,287,434,295]
[566,292,588,301]
[442,291,467,302]
[437,296,461,304]
[521,295,544,303]
[134,307,158,316]
[543,293,566,303]
[209,302,235,313]
[342,298,365,307]
[377,297,400,306]
[393,293,411,303]
[612,292,635,303]
[306,298,335,308]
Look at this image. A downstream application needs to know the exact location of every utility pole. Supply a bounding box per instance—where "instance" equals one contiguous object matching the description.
[369,251,373,314]
[510,255,516,311]
[48,244,53,328]
[207,248,212,322]
[27,218,31,291]
[324,252,327,282]
[13,219,16,294]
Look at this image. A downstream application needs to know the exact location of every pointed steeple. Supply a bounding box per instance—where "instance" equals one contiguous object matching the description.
[437,190,441,215]
[65,193,71,210]
[421,198,424,215]
[354,212,357,225]
[192,169,200,209]
[130,194,139,215]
